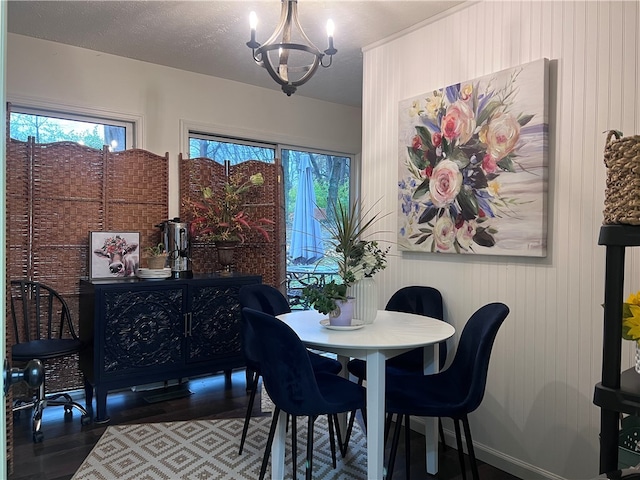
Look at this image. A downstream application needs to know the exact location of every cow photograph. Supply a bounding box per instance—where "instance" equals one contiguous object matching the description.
[90,231,140,279]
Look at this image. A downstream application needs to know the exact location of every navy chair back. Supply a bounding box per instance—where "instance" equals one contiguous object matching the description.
[243,307,330,416]
[385,285,446,368]
[239,283,291,316]
[448,302,509,412]
[238,284,290,369]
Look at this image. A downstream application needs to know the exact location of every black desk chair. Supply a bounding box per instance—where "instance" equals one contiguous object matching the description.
[242,307,365,480]
[10,280,91,442]
[346,285,447,445]
[385,302,510,480]
[237,284,342,456]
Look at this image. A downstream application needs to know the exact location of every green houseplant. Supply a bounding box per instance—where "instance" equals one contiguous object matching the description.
[144,243,168,269]
[302,199,389,315]
[183,171,273,243]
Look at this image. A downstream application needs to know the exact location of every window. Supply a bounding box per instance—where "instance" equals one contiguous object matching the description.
[9,107,134,151]
[188,132,353,271]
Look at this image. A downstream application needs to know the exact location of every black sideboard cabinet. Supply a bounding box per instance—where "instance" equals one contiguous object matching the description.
[79,273,261,422]
[593,225,640,473]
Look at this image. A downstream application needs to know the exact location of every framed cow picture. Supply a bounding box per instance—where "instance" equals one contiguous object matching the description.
[90,231,140,280]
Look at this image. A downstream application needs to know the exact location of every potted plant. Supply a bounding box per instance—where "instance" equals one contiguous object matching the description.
[144,243,168,269]
[183,171,274,271]
[183,172,273,244]
[302,199,389,322]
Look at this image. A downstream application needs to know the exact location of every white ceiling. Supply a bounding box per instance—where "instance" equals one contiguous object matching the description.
[7,1,466,107]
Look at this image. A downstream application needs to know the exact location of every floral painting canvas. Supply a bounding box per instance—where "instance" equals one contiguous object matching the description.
[398,58,548,257]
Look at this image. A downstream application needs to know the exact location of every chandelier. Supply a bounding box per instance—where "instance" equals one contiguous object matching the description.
[246,0,337,97]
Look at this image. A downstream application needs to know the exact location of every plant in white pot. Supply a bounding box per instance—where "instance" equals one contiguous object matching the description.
[302,199,389,325]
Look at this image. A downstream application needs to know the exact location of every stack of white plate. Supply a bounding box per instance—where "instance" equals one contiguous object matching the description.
[136,268,172,280]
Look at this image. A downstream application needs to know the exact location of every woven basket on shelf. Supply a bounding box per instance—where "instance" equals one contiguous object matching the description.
[603,130,640,225]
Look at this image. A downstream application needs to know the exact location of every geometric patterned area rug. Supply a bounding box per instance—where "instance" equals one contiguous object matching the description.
[71,415,367,480]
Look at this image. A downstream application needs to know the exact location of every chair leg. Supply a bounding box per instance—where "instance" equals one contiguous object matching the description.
[259,406,280,480]
[341,375,364,456]
[439,417,447,450]
[384,411,393,444]
[343,408,357,456]
[291,415,298,480]
[306,416,315,480]
[453,418,467,480]
[462,415,480,480]
[239,372,260,454]
[327,415,337,468]
[29,381,47,443]
[386,413,403,480]
[404,414,411,480]
[333,413,348,458]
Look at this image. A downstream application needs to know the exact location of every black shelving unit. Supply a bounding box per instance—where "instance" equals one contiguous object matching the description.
[594,225,640,473]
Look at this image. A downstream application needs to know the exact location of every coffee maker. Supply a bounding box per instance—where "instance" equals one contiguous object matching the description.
[157,218,193,278]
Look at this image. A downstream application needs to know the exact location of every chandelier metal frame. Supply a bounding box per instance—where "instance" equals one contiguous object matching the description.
[247,0,337,96]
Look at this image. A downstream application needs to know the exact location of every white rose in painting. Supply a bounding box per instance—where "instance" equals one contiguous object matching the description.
[456,220,477,250]
[433,215,455,251]
[482,112,521,160]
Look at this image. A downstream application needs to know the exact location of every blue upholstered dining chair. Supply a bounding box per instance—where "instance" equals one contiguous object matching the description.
[237,284,342,457]
[385,302,510,480]
[242,307,366,480]
[345,285,447,446]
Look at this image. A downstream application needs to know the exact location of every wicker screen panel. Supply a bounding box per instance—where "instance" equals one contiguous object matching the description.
[30,141,105,294]
[7,138,30,282]
[179,155,226,198]
[31,247,87,295]
[33,199,103,247]
[31,141,105,200]
[231,160,280,287]
[179,155,284,287]
[106,149,169,249]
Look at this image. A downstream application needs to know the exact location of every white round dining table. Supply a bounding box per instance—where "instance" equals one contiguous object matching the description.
[274,309,455,480]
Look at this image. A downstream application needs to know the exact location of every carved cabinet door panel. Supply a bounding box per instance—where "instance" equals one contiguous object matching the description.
[187,283,244,364]
[102,286,185,375]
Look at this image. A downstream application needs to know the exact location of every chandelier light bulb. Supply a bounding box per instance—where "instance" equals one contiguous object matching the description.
[326,19,334,38]
[247,11,260,49]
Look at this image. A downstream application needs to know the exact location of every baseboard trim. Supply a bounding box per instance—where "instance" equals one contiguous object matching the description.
[408,417,565,480]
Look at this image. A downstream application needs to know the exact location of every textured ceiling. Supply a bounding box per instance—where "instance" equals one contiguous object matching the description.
[7,1,466,107]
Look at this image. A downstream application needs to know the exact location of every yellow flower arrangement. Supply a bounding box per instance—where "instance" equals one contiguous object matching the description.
[622,291,640,343]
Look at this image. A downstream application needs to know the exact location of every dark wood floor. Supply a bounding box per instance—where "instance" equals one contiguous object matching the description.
[9,370,521,480]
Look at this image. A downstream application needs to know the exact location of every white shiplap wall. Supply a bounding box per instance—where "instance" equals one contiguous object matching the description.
[362,1,640,478]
